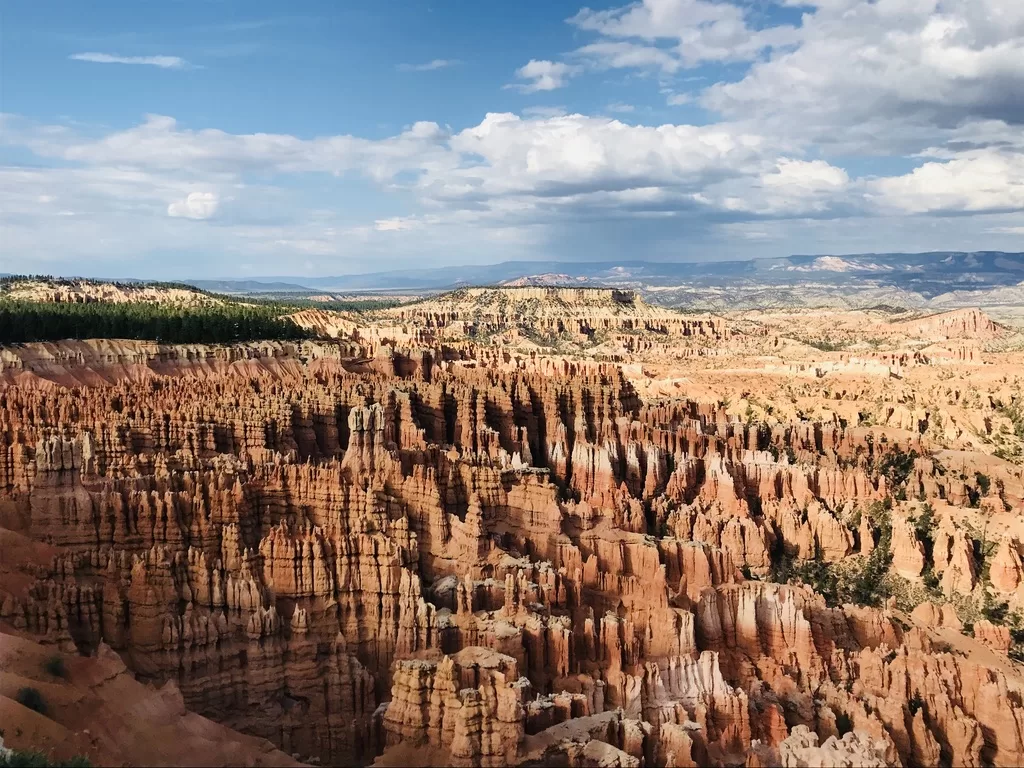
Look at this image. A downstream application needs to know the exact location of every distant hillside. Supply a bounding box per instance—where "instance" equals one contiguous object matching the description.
[243,251,1024,295]
[0,276,317,344]
[0,277,222,307]
[12,252,1024,319]
[185,279,315,294]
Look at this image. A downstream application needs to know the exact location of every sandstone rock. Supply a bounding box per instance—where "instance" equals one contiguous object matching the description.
[776,724,889,767]
[3,324,1024,768]
[911,601,962,631]
[974,619,1012,653]
[991,539,1024,594]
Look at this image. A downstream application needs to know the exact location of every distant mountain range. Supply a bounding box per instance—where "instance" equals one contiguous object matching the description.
[186,279,317,294]
[184,251,1024,312]
[6,252,1023,323]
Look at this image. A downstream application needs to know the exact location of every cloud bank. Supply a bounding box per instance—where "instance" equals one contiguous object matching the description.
[3,0,1022,276]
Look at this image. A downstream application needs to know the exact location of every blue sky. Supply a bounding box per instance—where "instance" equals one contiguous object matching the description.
[2,0,1023,278]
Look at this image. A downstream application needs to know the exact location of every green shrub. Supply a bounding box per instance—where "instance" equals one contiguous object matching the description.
[42,656,66,680]
[908,693,925,717]
[877,447,919,499]
[14,688,47,716]
[0,750,91,767]
[835,711,853,737]
[982,599,1009,624]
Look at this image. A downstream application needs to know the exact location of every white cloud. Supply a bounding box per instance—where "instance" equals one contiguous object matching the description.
[4,73,1024,278]
[11,108,1018,240]
[374,217,416,231]
[18,113,455,181]
[763,159,849,192]
[168,191,220,219]
[869,149,1024,214]
[397,59,460,72]
[508,60,581,92]
[711,158,852,216]
[574,41,682,73]
[70,52,192,69]
[0,143,532,276]
[568,0,800,70]
[701,0,1024,152]
[433,112,770,203]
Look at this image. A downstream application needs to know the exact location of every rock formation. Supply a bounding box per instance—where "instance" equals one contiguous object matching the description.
[2,293,1024,767]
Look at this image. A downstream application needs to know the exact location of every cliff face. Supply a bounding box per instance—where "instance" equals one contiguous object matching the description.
[1,335,1023,767]
[0,630,298,766]
[888,308,1001,340]
[381,287,729,342]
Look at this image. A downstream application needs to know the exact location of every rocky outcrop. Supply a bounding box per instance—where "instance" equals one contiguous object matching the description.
[974,620,1012,653]
[770,724,889,767]
[911,601,962,631]
[991,539,1024,594]
[383,287,729,342]
[383,647,527,766]
[888,308,1000,340]
[0,630,299,766]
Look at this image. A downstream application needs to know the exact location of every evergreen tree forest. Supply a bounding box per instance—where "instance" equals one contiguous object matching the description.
[0,300,312,344]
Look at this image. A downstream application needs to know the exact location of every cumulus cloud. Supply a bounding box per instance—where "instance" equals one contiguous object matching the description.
[431,112,771,204]
[168,191,220,219]
[9,108,1019,238]
[868,149,1024,214]
[568,0,800,70]
[710,158,852,216]
[70,52,192,69]
[508,60,581,92]
[701,0,1024,152]
[21,113,455,181]
[4,72,1024,276]
[509,0,1024,161]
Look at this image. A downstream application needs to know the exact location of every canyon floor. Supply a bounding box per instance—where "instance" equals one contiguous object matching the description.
[2,286,1024,767]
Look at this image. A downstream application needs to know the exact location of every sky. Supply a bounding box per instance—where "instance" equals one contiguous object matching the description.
[1,0,1023,279]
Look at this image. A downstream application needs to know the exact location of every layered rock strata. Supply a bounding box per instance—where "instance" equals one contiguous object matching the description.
[1,338,1022,767]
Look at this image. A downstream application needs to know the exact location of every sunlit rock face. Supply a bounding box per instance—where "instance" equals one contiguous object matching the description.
[3,296,1024,767]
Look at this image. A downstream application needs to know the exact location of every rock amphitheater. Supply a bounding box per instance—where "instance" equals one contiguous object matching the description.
[2,287,1024,767]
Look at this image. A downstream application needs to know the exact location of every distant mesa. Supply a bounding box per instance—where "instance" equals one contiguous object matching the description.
[500,273,591,287]
[382,285,730,342]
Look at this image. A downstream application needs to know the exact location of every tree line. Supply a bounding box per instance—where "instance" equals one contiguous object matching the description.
[0,300,311,344]
[204,293,400,313]
[0,274,204,293]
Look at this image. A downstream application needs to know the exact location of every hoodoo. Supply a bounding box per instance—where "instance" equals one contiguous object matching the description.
[1,278,1023,767]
